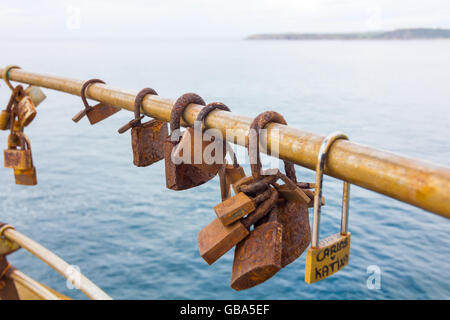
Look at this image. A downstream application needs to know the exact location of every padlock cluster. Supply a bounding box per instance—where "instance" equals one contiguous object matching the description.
[1,66,46,185]
[197,111,318,291]
[2,71,353,289]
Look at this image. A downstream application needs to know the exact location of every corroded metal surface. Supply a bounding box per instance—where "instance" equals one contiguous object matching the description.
[198,187,278,265]
[131,120,167,167]
[4,133,33,170]
[1,68,448,217]
[230,220,283,291]
[165,93,217,190]
[119,88,167,167]
[258,200,311,267]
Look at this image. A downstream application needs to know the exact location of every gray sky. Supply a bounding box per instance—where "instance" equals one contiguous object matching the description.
[1,0,448,38]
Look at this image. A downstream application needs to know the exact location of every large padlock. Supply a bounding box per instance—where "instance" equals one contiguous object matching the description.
[257,197,311,268]
[230,217,283,291]
[72,79,121,125]
[214,188,272,226]
[118,88,167,167]
[164,93,219,190]
[305,132,351,284]
[172,102,228,176]
[198,187,278,265]
[4,133,33,170]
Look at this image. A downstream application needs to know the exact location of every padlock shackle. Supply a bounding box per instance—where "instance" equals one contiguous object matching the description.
[195,102,230,128]
[7,132,31,164]
[80,79,106,111]
[248,111,297,183]
[118,88,159,134]
[2,65,21,91]
[311,132,350,248]
[134,88,158,121]
[6,85,24,114]
[195,102,240,167]
[169,93,205,141]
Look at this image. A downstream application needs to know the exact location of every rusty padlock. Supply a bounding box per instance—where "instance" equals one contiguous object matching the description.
[2,66,37,128]
[214,187,272,226]
[198,187,278,265]
[13,166,37,186]
[118,88,168,167]
[164,93,219,190]
[4,132,33,170]
[305,132,351,284]
[15,94,36,129]
[72,79,121,125]
[230,215,283,291]
[0,86,22,131]
[3,133,37,186]
[172,102,228,176]
[256,192,311,268]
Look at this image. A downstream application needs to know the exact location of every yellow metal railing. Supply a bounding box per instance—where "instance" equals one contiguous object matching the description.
[1,67,449,218]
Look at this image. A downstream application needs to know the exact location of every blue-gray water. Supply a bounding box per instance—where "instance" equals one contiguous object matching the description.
[0,39,449,299]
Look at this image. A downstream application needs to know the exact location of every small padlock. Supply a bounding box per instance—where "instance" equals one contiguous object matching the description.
[214,188,271,226]
[0,85,25,131]
[72,79,121,125]
[198,187,278,265]
[15,95,37,128]
[24,85,46,107]
[0,110,10,131]
[305,132,351,284]
[4,133,33,170]
[164,93,219,190]
[118,88,168,167]
[14,166,37,186]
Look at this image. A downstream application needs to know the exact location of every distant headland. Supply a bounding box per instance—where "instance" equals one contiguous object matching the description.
[246,28,450,40]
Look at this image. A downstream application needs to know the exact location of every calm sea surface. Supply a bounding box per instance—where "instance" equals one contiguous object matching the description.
[0,39,449,299]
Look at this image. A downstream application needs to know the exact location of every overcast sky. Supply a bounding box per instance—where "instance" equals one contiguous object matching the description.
[1,0,448,39]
